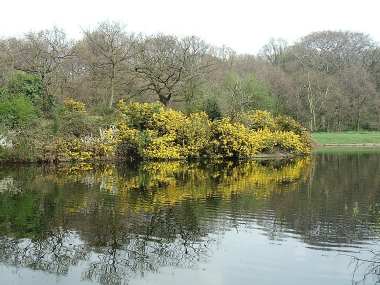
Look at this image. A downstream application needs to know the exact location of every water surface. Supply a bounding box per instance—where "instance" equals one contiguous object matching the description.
[0,151,380,284]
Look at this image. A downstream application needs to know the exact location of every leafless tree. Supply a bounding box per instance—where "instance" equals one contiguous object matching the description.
[260,38,288,66]
[6,27,73,111]
[81,22,136,108]
[133,34,213,106]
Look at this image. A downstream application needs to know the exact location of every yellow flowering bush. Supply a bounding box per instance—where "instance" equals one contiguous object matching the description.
[240,110,276,131]
[118,101,162,130]
[142,132,183,160]
[274,115,305,134]
[250,128,277,152]
[55,127,118,161]
[52,101,311,162]
[272,131,309,154]
[114,122,141,160]
[209,118,258,159]
[150,108,187,135]
[176,112,211,158]
[63,98,86,113]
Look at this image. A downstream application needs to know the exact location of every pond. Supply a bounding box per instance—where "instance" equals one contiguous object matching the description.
[0,150,380,285]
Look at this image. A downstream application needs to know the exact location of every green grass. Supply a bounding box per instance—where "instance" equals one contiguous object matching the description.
[312,131,380,145]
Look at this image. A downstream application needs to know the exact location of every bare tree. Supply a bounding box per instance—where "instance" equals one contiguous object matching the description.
[6,27,73,111]
[81,22,135,108]
[260,38,288,66]
[293,31,374,74]
[133,34,213,106]
[339,65,377,131]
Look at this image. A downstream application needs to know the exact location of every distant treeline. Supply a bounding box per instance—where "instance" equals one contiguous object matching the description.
[1,22,380,131]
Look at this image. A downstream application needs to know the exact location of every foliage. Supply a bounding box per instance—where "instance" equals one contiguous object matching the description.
[114,102,310,161]
[202,97,222,120]
[0,121,54,162]
[5,72,44,107]
[274,115,306,135]
[49,102,310,162]
[117,101,162,130]
[239,110,276,131]
[0,27,379,132]
[0,100,310,162]
[56,99,103,138]
[63,98,87,113]
[57,112,99,138]
[0,96,37,128]
[114,123,142,160]
[222,73,276,117]
[208,118,257,158]
[55,128,117,162]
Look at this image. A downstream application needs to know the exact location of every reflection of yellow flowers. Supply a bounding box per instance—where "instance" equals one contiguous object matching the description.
[47,158,310,213]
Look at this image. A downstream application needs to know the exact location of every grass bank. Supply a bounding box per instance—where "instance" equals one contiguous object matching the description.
[312,132,380,146]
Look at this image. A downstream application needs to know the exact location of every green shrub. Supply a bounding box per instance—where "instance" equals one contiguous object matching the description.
[117,100,162,130]
[0,96,37,128]
[202,98,222,121]
[56,99,101,138]
[58,112,96,137]
[5,72,43,107]
[275,115,305,135]
[0,123,54,162]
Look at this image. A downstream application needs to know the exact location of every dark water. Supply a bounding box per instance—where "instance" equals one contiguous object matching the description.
[0,150,380,285]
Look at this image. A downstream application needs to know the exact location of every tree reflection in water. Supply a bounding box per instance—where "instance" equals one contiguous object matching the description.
[0,155,379,284]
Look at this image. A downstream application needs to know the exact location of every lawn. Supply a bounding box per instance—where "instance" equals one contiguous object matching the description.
[312,131,380,145]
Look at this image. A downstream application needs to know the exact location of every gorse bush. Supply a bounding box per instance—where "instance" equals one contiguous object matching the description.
[117,101,162,130]
[209,118,257,158]
[274,115,306,135]
[177,112,211,157]
[239,110,277,131]
[113,102,311,161]
[63,98,87,113]
[56,127,117,162]
[57,98,99,137]
[0,99,311,162]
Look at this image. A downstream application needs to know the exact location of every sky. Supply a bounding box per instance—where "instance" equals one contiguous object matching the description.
[0,0,379,54]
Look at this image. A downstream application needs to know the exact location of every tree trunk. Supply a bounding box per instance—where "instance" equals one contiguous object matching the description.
[306,72,316,131]
[159,93,171,106]
[356,111,360,131]
[109,64,116,109]
[109,76,114,109]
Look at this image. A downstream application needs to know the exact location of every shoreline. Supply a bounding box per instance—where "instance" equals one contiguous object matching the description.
[0,152,302,165]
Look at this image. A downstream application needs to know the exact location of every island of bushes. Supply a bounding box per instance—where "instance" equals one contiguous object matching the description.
[0,98,311,163]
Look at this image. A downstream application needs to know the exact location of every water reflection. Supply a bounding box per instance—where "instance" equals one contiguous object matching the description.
[0,153,379,284]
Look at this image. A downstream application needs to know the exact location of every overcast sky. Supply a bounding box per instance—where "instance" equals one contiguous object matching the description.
[1,0,379,54]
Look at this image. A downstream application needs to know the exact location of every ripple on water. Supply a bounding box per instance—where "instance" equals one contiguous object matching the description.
[0,154,380,285]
